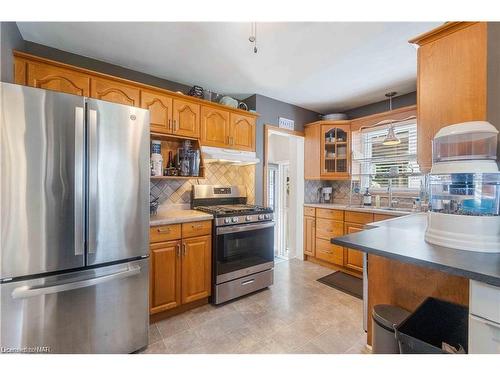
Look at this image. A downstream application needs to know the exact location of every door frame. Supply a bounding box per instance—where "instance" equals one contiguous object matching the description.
[263,124,304,205]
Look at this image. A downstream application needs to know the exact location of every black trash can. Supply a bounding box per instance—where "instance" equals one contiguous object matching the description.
[395,297,469,354]
[372,304,411,354]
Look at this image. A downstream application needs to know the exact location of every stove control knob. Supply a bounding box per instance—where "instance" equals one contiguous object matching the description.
[224,218,231,224]
[232,217,238,223]
[246,216,252,221]
[264,214,271,220]
[258,214,264,220]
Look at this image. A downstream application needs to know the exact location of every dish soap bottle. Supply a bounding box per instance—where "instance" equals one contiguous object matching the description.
[363,188,372,206]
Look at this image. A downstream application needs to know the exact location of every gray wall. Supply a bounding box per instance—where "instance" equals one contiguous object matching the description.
[21,41,193,94]
[0,22,24,82]
[345,91,416,119]
[243,94,321,205]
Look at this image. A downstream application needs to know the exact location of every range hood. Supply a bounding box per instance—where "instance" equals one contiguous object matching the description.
[201,146,260,165]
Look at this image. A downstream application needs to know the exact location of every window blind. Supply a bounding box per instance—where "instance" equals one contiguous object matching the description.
[351,119,421,190]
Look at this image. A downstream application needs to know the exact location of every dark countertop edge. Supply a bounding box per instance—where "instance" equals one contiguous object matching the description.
[332,235,500,287]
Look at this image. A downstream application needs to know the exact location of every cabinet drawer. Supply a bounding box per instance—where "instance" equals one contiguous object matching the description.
[182,220,212,239]
[316,218,343,240]
[304,206,316,217]
[469,315,500,354]
[345,211,373,224]
[150,224,182,243]
[316,208,344,221]
[315,238,344,266]
[470,280,500,324]
[373,213,396,222]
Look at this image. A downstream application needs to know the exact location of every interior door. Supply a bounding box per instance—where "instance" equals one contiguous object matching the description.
[0,83,86,279]
[86,99,150,266]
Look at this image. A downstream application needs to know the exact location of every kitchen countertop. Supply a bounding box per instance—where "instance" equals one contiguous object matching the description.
[304,203,411,216]
[150,209,213,226]
[331,213,500,287]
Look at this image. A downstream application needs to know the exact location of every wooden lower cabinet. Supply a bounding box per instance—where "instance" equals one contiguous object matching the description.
[149,222,211,315]
[303,215,315,256]
[181,235,212,304]
[343,222,365,273]
[316,239,344,266]
[150,240,182,314]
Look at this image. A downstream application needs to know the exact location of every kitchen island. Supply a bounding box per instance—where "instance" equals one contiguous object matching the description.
[332,213,500,352]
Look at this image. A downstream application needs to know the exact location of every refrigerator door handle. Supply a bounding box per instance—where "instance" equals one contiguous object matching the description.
[11,265,141,300]
[88,109,98,254]
[74,107,85,256]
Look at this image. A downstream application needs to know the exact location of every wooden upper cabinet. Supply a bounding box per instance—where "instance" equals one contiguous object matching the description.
[200,106,230,148]
[181,235,211,304]
[229,113,255,151]
[150,240,181,314]
[141,89,173,134]
[304,124,321,180]
[320,122,350,179]
[172,99,200,138]
[411,22,488,172]
[26,61,90,96]
[90,77,140,107]
[343,222,365,272]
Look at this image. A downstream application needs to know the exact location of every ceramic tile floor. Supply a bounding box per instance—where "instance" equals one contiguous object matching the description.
[140,259,369,354]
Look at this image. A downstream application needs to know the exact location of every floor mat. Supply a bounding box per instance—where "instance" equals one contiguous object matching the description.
[317,271,363,299]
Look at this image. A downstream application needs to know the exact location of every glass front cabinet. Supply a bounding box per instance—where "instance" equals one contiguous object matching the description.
[320,122,351,179]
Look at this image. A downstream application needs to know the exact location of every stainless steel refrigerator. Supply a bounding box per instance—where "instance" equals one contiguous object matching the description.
[0,83,150,354]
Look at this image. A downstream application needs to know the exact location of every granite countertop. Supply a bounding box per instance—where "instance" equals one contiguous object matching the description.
[304,203,411,217]
[331,213,500,287]
[150,208,213,226]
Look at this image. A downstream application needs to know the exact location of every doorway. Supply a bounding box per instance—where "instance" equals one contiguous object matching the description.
[264,125,305,263]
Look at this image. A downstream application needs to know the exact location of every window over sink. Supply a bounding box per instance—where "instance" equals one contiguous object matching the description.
[351,119,422,192]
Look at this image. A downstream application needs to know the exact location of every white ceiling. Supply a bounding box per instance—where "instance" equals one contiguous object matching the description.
[17,22,441,113]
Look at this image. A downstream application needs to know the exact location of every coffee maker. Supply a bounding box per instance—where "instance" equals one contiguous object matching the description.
[319,187,333,203]
[177,140,200,177]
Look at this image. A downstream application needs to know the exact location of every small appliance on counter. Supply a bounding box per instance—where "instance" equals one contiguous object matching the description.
[425,121,500,252]
[318,186,333,203]
[177,140,201,177]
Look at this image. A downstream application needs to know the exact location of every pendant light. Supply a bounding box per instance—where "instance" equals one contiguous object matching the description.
[382,92,401,146]
[249,22,258,53]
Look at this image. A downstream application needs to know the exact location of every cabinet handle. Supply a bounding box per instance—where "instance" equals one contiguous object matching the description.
[176,244,181,257]
[157,228,171,233]
[182,243,187,256]
[168,119,172,130]
[173,120,177,132]
[191,224,203,230]
[227,136,230,145]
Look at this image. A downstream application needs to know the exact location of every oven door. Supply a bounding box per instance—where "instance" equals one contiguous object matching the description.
[215,221,275,283]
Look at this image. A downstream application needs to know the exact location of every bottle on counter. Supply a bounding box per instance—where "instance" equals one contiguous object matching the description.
[363,188,372,206]
[375,195,381,208]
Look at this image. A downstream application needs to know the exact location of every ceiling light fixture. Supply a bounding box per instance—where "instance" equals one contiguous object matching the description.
[249,22,257,53]
[382,92,401,146]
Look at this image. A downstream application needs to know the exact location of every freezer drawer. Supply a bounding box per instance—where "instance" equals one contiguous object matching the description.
[0,259,149,354]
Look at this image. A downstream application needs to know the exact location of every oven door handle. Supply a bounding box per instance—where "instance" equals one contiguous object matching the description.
[217,221,275,235]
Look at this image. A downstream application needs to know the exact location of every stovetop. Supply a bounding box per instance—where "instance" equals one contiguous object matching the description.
[194,204,273,217]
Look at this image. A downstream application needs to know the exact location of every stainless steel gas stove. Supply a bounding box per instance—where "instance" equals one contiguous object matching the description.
[192,185,274,304]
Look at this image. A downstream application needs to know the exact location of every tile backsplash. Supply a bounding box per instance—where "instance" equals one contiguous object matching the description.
[151,164,256,206]
[305,179,417,208]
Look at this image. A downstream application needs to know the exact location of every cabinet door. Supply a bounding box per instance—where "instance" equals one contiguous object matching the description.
[417,23,487,172]
[304,124,321,179]
[320,123,350,179]
[229,113,255,151]
[201,106,229,148]
[141,89,173,134]
[303,215,316,256]
[150,240,181,314]
[26,61,90,96]
[172,99,200,138]
[181,235,211,304]
[90,77,140,107]
[343,223,365,272]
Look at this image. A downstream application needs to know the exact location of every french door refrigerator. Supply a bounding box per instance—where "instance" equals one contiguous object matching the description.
[0,83,150,353]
